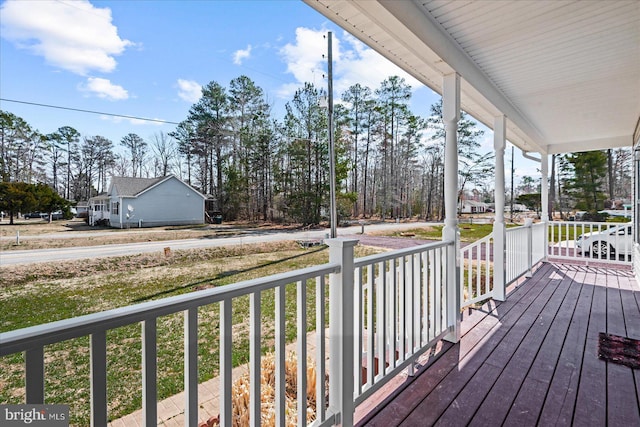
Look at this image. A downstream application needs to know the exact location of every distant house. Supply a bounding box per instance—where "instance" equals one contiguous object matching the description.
[75,201,89,217]
[505,203,529,213]
[459,200,488,214]
[88,193,109,226]
[88,175,206,228]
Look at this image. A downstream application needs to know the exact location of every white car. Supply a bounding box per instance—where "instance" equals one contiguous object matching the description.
[575,224,633,258]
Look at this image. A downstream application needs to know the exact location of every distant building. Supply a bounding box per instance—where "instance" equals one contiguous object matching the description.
[505,203,529,213]
[75,201,89,217]
[88,175,206,228]
[459,200,489,214]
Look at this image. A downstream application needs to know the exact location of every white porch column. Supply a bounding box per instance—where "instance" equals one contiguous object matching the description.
[442,73,461,343]
[493,116,507,301]
[541,153,549,261]
[541,153,549,221]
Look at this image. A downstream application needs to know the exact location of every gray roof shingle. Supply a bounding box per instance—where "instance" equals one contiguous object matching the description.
[110,176,165,197]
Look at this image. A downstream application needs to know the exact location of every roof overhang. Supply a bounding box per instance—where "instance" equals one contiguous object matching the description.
[303,0,640,154]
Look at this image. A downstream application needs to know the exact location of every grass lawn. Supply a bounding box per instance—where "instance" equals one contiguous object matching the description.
[382,223,517,242]
[0,241,379,426]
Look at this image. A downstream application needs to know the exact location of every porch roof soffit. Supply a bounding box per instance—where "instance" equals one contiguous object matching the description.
[303,0,640,155]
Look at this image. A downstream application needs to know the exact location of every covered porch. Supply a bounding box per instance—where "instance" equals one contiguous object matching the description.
[357,261,640,426]
[1,1,639,426]
[2,226,638,427]
[302,2,640,424]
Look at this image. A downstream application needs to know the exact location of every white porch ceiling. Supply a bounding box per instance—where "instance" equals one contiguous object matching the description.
[303,0,640,155]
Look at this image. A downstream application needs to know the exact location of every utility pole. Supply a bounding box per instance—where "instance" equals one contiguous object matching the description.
[327,31,337,238]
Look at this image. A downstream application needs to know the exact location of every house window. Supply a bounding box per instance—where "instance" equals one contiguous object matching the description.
[112,202,119,215]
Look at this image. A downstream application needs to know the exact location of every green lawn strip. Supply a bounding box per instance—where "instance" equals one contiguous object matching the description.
[386,223,515,242]
[0,242,378,426]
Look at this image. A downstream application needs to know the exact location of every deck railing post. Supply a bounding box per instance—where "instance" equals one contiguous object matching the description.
[25,347,44,404]
[328,238,359,427]
[443,232,461,343]
[90,331,108,427]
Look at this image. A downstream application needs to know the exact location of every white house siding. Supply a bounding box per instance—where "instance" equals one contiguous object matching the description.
[109,177,205,228]
[459,201,488,214]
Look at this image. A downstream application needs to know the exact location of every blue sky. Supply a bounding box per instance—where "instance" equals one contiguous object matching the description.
[0,0,538,180]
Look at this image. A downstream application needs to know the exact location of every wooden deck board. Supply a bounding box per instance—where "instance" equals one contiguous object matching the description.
[572,270,608,427]
[359,263,640,427]
[468,267,575,426]
[399,265,560,426]
[439,271,574,426]
[503,268,582,426]
[619,271,640,406]
[363,264,554,427]
[605,270,640,426]
[537,269,591,426]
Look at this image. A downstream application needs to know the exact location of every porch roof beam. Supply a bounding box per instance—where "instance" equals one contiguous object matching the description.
[376,0,546,153]
[546,135,633,154]
[303,0,547,154]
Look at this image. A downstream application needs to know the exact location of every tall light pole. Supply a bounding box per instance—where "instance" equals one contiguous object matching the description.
[327,31,337,238]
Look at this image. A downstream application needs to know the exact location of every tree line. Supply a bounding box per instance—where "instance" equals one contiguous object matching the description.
[0,74,632,225]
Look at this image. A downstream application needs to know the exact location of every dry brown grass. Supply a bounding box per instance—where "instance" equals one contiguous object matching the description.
[207,352,325,427]
[0,218,305,251]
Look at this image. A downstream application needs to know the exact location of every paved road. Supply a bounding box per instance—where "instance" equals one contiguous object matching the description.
[0,222,441,266]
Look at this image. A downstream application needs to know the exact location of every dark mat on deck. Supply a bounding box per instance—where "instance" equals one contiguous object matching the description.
[598,332,640,369]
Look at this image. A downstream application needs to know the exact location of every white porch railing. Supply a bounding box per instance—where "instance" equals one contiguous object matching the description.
[460,233,494,307]
[0,238,456,427]
[485,219,631,293]
[532,222,547,265]
[458,221,548,308]
[505,221,547,284]
[547,220,633,265]
[0,260,341,427]
[352,241,453,406]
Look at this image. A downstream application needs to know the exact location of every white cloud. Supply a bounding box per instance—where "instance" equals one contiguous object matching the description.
[336,31,421,94]
[99,115,164,126]
[278,27,327,97]
[176,79,202,103]
[233,45,252,65]
[278,27,422,99]
[0,0,132,75]
[79,77,128,100]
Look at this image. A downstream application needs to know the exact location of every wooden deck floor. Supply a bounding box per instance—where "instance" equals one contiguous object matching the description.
[357,262,640,427]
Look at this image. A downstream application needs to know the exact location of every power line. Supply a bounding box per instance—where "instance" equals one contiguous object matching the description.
[54,0,108,19]
[0,98,180,125]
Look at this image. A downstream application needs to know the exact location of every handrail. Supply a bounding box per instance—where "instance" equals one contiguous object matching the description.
[353,239,452,268]
[0,262,339,356]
